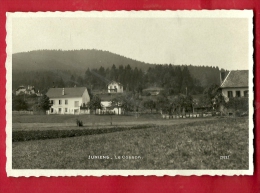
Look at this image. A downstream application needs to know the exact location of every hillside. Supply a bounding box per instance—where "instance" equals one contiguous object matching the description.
[12,49,152,73]
[12,49,223,92]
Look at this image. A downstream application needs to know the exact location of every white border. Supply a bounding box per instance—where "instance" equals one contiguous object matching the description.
[6,10,254,177]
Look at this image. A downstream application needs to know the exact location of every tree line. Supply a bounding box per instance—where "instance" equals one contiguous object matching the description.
[12,64,222,96]
[84,64,204,95]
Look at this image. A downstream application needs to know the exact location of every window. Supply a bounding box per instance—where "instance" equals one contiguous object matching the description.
[227,91,233,98]
[65,100,68,105]
[114,86,116,89]
[58,108,62,113]
[244,90,248,97]
[59,100,62,105]
[51,108,54,113]
[74,101,79,107]
[65,108,68,113]
[236,91,241,97]
[50,100,54,104]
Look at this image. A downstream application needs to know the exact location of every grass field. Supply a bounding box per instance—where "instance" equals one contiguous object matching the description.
[12,115,249,170]
[12,114,216,130]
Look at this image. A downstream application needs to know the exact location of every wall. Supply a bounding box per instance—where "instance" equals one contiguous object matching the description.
[222,87,248,98]
[49,97,82,114]
[101,101,122,114]
[108,83,123,93]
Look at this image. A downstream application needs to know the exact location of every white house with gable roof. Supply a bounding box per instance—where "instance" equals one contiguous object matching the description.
[46,87,90,114]
[220,70,248,101]
[108,81,123,93]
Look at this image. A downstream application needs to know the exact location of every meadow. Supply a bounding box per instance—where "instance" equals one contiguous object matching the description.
[13,114,215,128]
[12,114,249,169]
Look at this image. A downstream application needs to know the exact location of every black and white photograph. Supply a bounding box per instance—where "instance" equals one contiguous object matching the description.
[6,11,254,176]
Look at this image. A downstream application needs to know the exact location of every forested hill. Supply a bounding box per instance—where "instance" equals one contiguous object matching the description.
[12,49,152,73]
[12,49,223,93]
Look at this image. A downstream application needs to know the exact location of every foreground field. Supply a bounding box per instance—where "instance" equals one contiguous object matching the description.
[12,117,249,169]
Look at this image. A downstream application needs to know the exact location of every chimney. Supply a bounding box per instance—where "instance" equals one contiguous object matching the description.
[219,71,226,85]
[62,88,65,95]
[220,72,222,85]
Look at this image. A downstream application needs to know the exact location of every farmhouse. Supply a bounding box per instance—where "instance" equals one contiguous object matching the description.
[96,93,123,115]
[16,85,36,95]
[220,70,248,101]
[46,87,90,114]
[100,101,122,115]
[108,81,123,93]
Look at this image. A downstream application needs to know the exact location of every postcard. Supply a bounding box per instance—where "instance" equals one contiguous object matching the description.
[6,10,254,176]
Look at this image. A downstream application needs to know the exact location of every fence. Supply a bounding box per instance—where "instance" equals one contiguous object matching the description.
[12,111,33,115]
[162,113,214,119]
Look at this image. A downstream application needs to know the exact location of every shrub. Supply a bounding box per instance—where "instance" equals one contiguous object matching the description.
[225,97,248,116]
[12,124,153,142]
[76,119,83,127]
[142,91,151,96]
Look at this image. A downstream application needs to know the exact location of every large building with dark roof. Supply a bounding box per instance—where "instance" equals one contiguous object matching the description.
[220,70,248,99]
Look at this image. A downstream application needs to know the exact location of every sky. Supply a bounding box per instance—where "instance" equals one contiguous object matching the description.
[12,16,250,70]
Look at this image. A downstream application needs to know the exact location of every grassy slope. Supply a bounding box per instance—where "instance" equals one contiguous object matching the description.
[12,117,249,169]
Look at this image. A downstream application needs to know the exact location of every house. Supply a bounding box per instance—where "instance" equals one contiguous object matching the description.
[16,85,36,95]
[108,81,123,93]
[96,93,123,115]
[46,87,90,114]
[220,70,248,101]
[100,101,122,115]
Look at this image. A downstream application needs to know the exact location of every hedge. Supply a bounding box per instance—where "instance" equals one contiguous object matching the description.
[12,124,153,142]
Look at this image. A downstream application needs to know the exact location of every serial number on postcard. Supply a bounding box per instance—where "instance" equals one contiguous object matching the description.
[220,155,230,160]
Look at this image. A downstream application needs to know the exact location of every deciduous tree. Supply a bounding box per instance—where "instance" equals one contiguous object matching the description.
[12,95,28,111]
[143,99,156,113]
[87,95,102,114]
[37,94,52,111]
[203,84,225,110]
[111,96,122,115]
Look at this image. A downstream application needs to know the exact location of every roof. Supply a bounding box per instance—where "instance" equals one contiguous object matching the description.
[220,70,248,88]
[143,87,164,92]
[16,85,35,91]
[46,87,87,98]
[108,81,122,86]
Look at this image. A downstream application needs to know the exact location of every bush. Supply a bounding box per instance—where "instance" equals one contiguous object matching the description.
[142,91,151,96]
[225,97,248,116]
[76,119,83,127]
